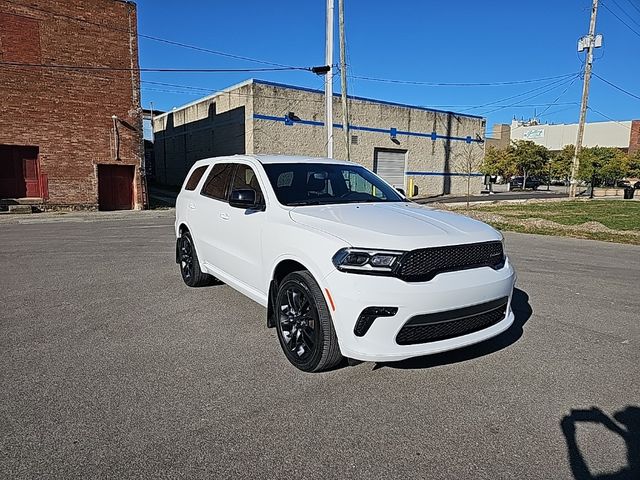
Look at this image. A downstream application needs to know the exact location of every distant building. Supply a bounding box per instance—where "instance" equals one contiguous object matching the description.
[152,79,487,197]
[486,119,640,153]
[0,0,145,211]
[142,108,164,181]
[485,124,511,150]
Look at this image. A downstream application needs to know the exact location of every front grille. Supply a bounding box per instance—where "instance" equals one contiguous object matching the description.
[396,241,504,282]
[395,297,508,345]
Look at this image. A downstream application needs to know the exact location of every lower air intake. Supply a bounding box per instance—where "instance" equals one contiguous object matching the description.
[396,297,508,345]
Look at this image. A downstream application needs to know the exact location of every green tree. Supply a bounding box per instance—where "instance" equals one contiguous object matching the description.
[578,146,628,186]
[549,145,574,183]
[626,150,640,179]
[512,140,549,188]
[482,145,517,180]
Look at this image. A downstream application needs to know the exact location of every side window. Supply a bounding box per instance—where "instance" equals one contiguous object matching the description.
[184,165,208,191]
[201,163,234,200]
[231,164,264,203]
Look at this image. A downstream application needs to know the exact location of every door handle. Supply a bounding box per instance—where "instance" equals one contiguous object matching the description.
[188,202,196,210]
[220,212,229,220]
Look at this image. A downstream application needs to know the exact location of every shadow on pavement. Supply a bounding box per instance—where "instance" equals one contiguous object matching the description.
[373,287,532,370]
[561,406,639,480]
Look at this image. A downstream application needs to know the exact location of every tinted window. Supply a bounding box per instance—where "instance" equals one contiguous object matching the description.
[184,165,208,191]
[263,163,404,206]
[231,164,264,204]
[201,163,234,200]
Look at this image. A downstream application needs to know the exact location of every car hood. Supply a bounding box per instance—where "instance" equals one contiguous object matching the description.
[289,202,501,250]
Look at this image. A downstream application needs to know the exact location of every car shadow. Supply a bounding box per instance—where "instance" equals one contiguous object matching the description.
[371,287,532,370]
[560,406,639,479]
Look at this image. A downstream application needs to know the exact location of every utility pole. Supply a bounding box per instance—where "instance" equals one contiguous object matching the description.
[338,0,350,161]
[325,0,334,158]
[570,0,599,197]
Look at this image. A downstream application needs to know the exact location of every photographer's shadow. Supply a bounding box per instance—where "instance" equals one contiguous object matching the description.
[561,406,639,480]
[376,287,532,370]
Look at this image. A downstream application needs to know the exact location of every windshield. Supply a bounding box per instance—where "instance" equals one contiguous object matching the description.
[263,163,406,206]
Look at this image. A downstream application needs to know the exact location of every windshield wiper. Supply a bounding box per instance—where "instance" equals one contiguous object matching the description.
[286,200,327,206]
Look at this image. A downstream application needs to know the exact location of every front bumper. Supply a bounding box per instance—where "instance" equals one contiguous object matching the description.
[322,258,517,362]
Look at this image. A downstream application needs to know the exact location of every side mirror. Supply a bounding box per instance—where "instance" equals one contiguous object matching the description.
[396,187,406,196]
[229,189,260,209]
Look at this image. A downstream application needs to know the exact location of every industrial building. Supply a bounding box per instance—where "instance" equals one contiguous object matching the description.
[152,79,487,197]
[0,0,145,211]
[486,119,640,153]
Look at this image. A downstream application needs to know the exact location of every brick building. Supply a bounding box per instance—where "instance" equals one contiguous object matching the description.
[152,80,487,197]
[0,0,145,210]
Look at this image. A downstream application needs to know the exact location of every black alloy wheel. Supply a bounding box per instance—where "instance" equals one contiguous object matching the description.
[275,271,343,372]
[178,231,211,287]
[278,283,317,361]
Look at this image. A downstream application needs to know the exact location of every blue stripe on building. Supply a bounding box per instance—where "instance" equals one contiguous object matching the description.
[252,114,483,144]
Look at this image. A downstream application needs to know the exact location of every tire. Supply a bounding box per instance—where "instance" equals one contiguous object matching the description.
[274,271,343,372]
[178,231,212,287]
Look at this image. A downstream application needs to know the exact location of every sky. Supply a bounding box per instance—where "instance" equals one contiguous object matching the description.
[136,0,640,132]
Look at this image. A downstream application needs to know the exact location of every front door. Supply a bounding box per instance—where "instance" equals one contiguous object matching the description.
[216,163,266,293]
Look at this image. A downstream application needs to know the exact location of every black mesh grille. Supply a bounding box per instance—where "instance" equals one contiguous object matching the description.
[396,241,504,282]
[396,298,508,345]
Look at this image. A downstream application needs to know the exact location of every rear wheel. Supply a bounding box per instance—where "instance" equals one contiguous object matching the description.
[275,271,343,372]
[178,231,212,287]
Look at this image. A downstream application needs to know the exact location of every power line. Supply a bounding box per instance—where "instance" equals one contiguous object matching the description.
[610,0,640,28]
[0,61,309,73]
[625,0,640,15]
[601,1,640,36]
[140,79,581,111]
[538,104,580,118]
[460,74,580,112]
[592,72,640,101]
[347,72,577,87]
[478,75,581,115]
[137,34,299,69]
[587,105,633,130]
[536,76,581,117]
[0,0,303,69]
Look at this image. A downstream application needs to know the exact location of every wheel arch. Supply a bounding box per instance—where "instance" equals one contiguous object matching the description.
[175,223,190,263]
[267,258,313,328]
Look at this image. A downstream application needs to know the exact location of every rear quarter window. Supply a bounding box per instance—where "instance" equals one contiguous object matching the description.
[184,165,208,191]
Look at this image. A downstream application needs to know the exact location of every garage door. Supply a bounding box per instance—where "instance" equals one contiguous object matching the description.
[98,164,134,211]
[373,149,406,189]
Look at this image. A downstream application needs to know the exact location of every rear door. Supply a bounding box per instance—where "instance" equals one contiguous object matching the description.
[191,162,234,268]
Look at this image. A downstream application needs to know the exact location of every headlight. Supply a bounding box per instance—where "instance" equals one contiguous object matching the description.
[332,248,405,274]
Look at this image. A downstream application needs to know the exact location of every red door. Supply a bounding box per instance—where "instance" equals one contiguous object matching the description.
[0,145,40,199]
[22,148,40,197]
[98,165,134,210]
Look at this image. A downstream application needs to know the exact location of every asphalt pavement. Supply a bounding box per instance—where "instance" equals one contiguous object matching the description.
[1,211,638,479]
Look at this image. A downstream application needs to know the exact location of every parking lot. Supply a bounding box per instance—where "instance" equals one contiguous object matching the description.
[1,211,638,479]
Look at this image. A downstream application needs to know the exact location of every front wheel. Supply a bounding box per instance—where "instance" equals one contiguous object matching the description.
[275,271,343,372]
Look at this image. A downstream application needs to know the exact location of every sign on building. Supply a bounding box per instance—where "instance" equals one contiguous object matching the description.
[523,129,545,139]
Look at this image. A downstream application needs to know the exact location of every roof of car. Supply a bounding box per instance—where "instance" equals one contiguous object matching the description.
[192,154,354,167]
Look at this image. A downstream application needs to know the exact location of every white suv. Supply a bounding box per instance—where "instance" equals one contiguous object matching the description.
[175,155,516,372]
